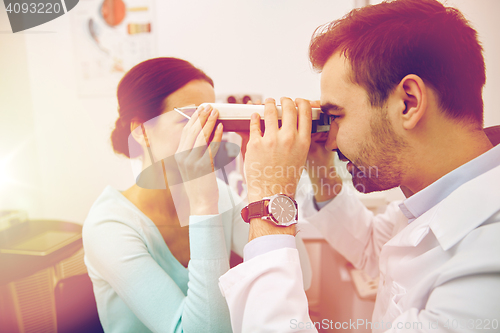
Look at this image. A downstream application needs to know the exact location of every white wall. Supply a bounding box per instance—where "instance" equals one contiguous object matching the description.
[22,16,134,224]
[446,0,500,127]
[0,13,43,218]
[0,0,499,224]
[369,0,500,127]
[154,0,353,101]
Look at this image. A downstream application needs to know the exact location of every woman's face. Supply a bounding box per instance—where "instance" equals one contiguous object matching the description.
[141,80,216,163]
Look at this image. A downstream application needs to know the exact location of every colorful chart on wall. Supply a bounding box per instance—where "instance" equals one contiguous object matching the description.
[72,0,156,96]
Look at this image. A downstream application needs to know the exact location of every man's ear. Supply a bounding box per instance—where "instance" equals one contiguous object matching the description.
[397,74,427,130]
[130,119,146,146]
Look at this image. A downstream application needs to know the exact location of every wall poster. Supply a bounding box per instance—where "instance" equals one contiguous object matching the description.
[72,0,156,96]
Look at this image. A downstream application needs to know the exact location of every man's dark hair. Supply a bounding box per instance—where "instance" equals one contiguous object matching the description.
[309,0,486,125]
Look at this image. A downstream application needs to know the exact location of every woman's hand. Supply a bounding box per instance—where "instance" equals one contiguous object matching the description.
[175,104,223,215]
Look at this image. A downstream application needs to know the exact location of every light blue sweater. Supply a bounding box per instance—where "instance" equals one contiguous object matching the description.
[82,180,249,333]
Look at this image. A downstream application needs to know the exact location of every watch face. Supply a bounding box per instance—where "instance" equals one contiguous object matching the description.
[269,195,297,225]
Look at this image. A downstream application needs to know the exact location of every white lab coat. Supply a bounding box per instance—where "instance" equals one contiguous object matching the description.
[219,164,500,333]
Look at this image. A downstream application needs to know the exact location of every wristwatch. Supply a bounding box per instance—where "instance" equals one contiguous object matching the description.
[241,194,298,227]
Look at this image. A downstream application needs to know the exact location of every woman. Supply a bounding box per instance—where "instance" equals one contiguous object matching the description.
[83,57,311,333]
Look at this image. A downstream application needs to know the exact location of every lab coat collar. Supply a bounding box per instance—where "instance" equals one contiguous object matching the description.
[386,164,500,250]
[399,144,500,224]
[429,164,500,251]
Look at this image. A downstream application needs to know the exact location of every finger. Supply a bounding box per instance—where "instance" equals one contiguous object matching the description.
[325,120,339,152]
[208,124,223,166]
[204,107,220,143]
[184,104,203,131]
[196,104,212,130]
[280,97,298,132]
[184,105,212,150]
[296,98,313,140]
[310,132,323,140]
[249,112,263,139]
[213,122,223,145]
[310,132,329,144]
[194,107,219,148]
[309,100,321,108]
[178,105,205,152]
[263,98,279,136]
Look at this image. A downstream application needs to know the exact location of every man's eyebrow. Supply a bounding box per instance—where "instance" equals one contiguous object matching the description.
[320,103,344,114]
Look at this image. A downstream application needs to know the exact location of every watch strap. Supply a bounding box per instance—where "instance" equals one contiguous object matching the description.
[241,200,269,223]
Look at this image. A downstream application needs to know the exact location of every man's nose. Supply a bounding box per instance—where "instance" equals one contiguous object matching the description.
[325,122,339,151]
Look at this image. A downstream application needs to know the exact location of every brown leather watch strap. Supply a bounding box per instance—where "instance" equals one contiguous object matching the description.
[241,200,269,223]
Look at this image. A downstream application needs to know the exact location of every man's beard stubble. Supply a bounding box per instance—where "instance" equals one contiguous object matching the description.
[340,108,408,193]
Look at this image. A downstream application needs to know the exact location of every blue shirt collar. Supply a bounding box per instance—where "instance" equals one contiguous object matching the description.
[399,144,500,223]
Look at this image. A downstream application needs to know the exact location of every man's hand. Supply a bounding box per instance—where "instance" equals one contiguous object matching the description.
[306,133,342,202]
[244,97,312,240]
[304,100,342,203]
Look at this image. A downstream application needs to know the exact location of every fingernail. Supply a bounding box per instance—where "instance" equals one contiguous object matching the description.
[197,105,205,113]
[265,98,275,103]
[204,104,212,113]
[211,109,217,117]
[217,123,223,130]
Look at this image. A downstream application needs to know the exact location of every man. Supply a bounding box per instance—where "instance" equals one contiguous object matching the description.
[218,0,500,332]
